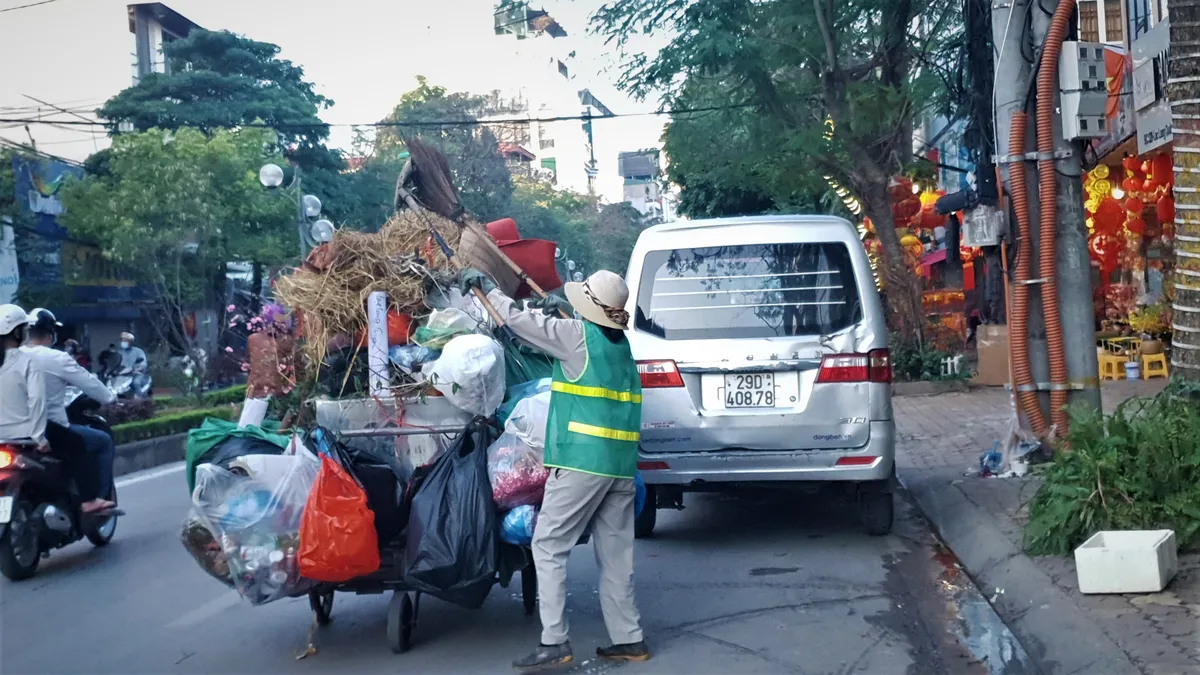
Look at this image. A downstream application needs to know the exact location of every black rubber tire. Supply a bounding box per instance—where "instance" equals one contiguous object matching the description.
[85,481,118,547]
[309,590,334,626]
[521,565,537,616]
[0,500,41,581]
[634,485,657,539]
[860,490,894,536]
[387,592,414,654]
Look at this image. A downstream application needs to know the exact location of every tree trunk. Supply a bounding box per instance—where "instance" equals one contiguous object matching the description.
[1168,2,1200,379]
[863,180,925,345]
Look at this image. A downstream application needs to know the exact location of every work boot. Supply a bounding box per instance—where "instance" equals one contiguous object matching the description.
[512,642,573,671]
[596,641,651,662]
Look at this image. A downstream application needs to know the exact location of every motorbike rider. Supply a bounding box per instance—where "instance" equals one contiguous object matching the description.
[0,305,113,514]
[117,332,149,393]
[24,309,118,506]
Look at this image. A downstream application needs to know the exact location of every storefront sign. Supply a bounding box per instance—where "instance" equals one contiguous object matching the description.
[1133,19,1171,154]
[0,219,17,304]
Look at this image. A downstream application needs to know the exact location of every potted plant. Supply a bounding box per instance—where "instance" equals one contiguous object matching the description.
[1128,303,1171,355]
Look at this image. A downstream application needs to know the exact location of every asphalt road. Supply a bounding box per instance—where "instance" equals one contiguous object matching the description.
[1,464,1034,675]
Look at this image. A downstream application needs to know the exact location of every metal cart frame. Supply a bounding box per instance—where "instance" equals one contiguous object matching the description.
[306,424,538,654]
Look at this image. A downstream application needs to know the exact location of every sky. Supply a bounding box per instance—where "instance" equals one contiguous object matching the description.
[0,0,670,203]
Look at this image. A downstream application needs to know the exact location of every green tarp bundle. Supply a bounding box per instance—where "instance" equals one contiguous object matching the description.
[184,417,290,492]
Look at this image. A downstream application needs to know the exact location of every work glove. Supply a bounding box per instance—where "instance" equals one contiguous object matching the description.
[530,294,573,317]
[456,268,496,296]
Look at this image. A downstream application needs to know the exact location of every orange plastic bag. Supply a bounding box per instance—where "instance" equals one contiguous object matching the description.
[298,454,381,582]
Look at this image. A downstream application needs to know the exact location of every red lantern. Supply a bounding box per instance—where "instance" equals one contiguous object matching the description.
[1157,195,1176,224]
[1124,197,1145,214]
[960,245,980,263]
[919,209,947,230]
[1124,177,1143,193]
[1141,160,1152,175]
[1153,153,1173,187]
[1095,197,1124,234]
[888,177,915,202]
[1122,155,1139,172]
[1126,216,1146,235]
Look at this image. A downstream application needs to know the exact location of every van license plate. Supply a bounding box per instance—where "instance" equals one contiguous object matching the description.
[0,497,12,524]
[724,372,775,408]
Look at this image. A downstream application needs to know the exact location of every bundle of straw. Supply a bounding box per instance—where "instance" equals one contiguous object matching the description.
[275,210,461,364]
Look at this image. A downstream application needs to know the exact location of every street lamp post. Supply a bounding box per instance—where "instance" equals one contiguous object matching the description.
[259,163,334,258]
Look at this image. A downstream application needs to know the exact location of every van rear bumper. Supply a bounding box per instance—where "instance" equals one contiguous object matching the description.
[637,420,895,484]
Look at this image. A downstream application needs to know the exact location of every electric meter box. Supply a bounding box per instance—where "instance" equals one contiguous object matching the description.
[1059,41,1109,140]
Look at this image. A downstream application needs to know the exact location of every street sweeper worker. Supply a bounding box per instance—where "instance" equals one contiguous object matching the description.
[458,267,649,672]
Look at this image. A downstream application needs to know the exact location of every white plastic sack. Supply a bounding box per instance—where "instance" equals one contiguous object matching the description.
[426,287,496,331]
[430,334,506,416]
[414,308,479,349]
[504,390,551,451]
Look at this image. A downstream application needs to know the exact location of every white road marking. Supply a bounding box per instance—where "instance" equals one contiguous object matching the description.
[116,461,185,488]
[165,590,243,629]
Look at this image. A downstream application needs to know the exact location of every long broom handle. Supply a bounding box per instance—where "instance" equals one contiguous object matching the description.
[394,179,508,328]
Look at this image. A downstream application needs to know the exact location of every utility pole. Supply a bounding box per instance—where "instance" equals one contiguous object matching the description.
[1031,0,1101,411]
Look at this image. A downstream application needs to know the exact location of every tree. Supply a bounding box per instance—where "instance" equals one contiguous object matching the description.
[99,30,338,171]
[1170,1,1200,379]
[59,128,294,355]
[592,0,962,339]
[376,77,514,222]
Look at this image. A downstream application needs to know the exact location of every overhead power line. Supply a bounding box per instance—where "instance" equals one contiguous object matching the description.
[0,103,758,131]
[0,0,61,13]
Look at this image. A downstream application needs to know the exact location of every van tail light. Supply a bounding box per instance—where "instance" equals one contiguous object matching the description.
[816,349,892,384]
[637,360,685,388]
[836,456,879,466]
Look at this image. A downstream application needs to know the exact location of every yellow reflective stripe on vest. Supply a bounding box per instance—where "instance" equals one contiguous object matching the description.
[566,421,640,443]
[551,381,643,404]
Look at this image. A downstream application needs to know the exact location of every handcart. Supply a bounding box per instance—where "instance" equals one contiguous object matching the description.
[305,424,539,655]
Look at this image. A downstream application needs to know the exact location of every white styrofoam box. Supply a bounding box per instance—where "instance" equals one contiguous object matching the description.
[1074,530,1178,595]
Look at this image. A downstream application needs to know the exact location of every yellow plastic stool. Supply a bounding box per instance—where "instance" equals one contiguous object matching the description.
[1098,352,1126,381]
[1142,352,1169,379]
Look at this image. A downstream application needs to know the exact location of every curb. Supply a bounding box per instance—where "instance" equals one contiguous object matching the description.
[899,467,1141,675]
[892,380,970,397]
[113,433,187,478]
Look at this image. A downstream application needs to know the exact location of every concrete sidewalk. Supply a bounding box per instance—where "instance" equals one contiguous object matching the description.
[895,381,1200,675]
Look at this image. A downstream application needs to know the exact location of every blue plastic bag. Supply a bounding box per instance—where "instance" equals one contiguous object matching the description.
[635,472,646,518]
[500,505,538,546]
[497,378,552,425]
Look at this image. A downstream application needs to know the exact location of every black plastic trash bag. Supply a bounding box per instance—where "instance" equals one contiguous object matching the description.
[403,417,498,610]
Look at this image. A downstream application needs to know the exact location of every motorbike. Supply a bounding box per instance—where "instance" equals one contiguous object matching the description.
[0,389,119,581]
[106,365,152,400]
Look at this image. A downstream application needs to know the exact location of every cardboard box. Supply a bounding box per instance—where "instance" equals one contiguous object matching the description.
[973,324,1010,386]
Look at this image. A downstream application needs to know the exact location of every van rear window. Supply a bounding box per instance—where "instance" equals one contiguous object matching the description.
[635,243,863,340]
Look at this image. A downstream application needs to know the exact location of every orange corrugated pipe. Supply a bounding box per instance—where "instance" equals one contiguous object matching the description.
[1007,111,1048,434]
[1036,0,1076,433]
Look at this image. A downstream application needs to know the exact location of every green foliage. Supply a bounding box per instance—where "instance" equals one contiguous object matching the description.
[155,384,248,410]
[592,0,962,293]
[59,128,294,345]
[112,406,236,445]
[1024,384,1200,555]
[376,77,514,221]
[99,30,337,171]
[890,336,965,382]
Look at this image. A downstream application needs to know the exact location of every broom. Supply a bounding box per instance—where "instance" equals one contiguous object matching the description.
[394,160,552,384]
[401,138,569,315]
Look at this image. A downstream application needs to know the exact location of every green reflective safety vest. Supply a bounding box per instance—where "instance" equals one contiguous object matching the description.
[544,322,642,479]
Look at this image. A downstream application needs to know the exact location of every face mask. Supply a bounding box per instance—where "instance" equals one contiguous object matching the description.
[120,341,131,350]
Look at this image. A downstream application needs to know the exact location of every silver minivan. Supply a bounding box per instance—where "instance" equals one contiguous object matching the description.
[625,215,896,536]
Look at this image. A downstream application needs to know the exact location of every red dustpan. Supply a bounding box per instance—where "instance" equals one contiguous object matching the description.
[485,219,563,298]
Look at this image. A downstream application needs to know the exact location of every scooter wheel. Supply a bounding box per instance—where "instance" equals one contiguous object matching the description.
[85,482,118,547]
[0,499,41,581]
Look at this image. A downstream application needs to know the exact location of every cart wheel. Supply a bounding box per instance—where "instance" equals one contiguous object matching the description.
[521,565,537,616]
[387,592,415,654]
[309,590,334,626]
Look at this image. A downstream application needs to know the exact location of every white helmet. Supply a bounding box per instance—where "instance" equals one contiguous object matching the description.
[0,304,27,336]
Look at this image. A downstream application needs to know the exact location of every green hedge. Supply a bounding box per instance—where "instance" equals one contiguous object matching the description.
[156,385,248,410]
[113,407,236,445]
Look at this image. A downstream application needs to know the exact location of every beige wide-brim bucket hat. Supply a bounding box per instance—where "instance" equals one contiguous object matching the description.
[563,270,631,330]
